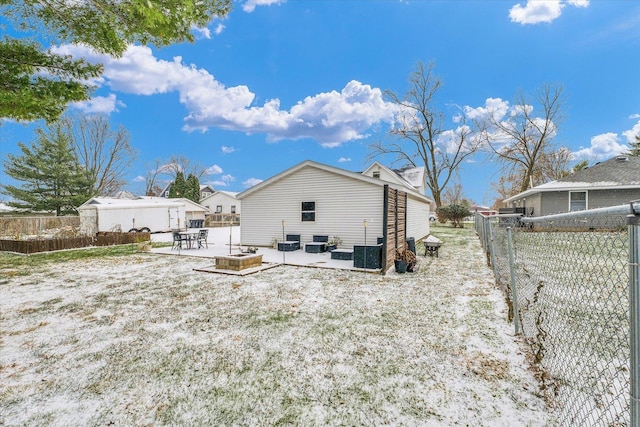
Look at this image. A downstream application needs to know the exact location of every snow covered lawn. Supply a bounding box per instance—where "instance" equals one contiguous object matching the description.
[1,225,550,426]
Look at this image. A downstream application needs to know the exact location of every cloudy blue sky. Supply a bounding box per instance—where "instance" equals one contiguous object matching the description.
[1,0,638,205]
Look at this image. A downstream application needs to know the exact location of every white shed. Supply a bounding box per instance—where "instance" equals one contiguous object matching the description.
[236,160,432,250]
[78,197,207,234]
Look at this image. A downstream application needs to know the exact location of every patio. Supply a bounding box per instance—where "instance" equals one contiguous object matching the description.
[151,226,384,272]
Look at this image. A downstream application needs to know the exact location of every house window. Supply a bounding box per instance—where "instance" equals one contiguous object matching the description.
[201,191,211,198]
[216,205,223,213]
[373,171,381,179]
[301,201,315,222]
[569,191,587,212]
[231,205,236,214]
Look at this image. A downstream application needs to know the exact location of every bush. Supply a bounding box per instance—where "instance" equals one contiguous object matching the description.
[436,204,472,228]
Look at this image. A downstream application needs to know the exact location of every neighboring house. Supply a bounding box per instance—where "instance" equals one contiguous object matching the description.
[471,205,498,216]
[112,190,137,200]
[199,184,216,200]
[158,183,216,201]
[200,191,240,215]
[362,162,428,195]
[503,155,640,216]
[236,160,433,253]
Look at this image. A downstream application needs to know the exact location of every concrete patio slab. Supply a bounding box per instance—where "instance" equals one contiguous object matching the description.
[150,226,383,273]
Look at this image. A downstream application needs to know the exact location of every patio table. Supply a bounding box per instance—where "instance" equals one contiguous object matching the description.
[179,231,200,249]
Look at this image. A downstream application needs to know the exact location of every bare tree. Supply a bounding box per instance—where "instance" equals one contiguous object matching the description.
[143,159,163,196]
[480,84,565,195]
[540,146,573,180]
[140,155,206,197]
[442,181,466,206]
[62,114,136,196]
[367,61,480,208]
[165,154,206,179]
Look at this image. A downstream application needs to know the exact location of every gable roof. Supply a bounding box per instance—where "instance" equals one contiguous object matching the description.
[237,160,433,204]
[362,162,426,192]
[200,184,216,193]
[395,166,425,190]
[504,155,640,202]
[200,190,239,203]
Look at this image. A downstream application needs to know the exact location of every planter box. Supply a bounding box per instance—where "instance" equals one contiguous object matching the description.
[331,249,353,260]
[278,241,299,251]
[305,242,326,253]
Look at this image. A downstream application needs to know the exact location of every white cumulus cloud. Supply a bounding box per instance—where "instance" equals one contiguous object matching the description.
[192,26,211,39]
[132,175,146,182]
[463,98,510,122]
[71,94,124,114]
[622,119,640,142]
[242,0,286,13]
[214,24,226,35]
[573,132,627,160]
[53,45,395,147]
[221,146,236,154]
[509,0,589,25]
[338,157,351,163]
[205,164,223,175]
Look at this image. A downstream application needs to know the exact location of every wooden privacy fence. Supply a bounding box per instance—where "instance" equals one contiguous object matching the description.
[0,232,150,254]
[383,186,408,272]
[0,216,81,237]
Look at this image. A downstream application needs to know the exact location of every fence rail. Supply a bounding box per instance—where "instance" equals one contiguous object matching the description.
[476,202,640,426]
[206,213,240,227]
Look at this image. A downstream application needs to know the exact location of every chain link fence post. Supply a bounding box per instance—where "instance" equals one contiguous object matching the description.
[506,226,521,335]
[629,201,640,427]
[487,218,500,289]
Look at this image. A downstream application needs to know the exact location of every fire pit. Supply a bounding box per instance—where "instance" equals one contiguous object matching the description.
[214,253,263,271]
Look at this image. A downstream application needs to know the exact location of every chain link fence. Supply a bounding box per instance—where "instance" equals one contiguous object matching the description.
[476,203,640,426]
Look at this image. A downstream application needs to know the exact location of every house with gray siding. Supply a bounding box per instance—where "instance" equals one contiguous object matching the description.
[236,160,433,250]
[503,155,640,216]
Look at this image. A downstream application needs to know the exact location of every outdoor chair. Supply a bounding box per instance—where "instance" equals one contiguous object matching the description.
[172,231,187,250]
[197,229,208,249]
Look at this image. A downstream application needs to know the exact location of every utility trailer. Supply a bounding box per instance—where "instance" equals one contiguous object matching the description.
[79,197,187,235]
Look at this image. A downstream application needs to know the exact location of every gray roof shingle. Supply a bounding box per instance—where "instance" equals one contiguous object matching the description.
[556,155,640,186]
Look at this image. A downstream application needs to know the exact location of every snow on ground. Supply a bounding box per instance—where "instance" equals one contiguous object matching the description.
[0,225,551,426]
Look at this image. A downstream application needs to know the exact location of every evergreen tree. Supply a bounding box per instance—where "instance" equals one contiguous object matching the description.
[2,124,93,215]
[1,0,231,122]
[436,204,472,228]
[186,174,201,203]
[168,172,186,198]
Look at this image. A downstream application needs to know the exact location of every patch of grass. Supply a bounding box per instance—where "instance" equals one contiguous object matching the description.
[0,244,154,272]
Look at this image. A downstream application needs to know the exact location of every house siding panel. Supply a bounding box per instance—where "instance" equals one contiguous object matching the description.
[540,188,640,216]
[406,196,430,241]
[241,167,384,248]
[588,189,640,209]
[540,192,570,216]
[201,193,241,215]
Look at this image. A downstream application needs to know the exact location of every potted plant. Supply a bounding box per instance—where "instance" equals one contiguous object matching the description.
[395,245,417,273]
[327,236,342,252]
